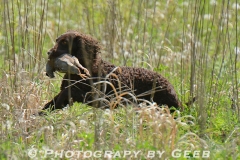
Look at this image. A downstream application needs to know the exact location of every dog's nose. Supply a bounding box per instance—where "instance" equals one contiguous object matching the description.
[47,48,55,55]
[47,51,52,55]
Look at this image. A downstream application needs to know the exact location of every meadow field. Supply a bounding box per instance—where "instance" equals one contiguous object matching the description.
[0,0,240,159]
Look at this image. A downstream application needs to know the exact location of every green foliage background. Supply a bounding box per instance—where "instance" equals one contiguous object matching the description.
[0,0,240,159]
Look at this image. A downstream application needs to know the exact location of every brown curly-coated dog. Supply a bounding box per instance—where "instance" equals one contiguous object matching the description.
[40,31,182,114]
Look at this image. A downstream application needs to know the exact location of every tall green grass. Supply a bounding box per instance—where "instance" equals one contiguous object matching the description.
[0,0,240,159]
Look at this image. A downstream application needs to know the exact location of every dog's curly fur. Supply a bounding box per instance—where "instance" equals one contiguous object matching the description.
[41,31,182,113]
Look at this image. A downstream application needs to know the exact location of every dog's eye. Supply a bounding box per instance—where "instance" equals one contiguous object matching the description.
[61,40,67,45]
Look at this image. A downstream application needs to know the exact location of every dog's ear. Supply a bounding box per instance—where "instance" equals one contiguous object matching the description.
[73,33,102,74]
[74,33,101,58]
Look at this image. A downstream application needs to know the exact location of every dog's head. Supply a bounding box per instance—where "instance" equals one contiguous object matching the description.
[47,31,101,68]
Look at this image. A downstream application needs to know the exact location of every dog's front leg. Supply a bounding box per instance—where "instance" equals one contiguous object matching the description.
[54,86,86,109]
[39,93,61,115]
